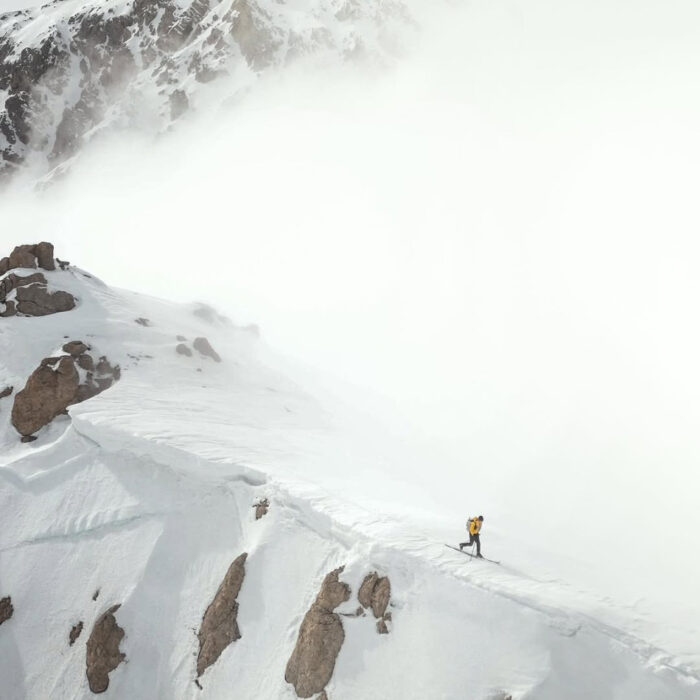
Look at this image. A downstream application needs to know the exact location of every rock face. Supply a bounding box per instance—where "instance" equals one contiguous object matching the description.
[0,0,409,182]
[86,604,125,693]
[197,553,247,677]
[193,337,221,362]
[285,567,351,698]
[11,343,120,437]
[0,596,13,625]
[358,572,392,634]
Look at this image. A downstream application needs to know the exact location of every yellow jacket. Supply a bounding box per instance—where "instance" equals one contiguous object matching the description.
[468,518,482,535]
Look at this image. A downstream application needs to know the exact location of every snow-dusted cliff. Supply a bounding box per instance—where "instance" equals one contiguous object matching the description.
[0,0,409,181]
[1,243,699,700]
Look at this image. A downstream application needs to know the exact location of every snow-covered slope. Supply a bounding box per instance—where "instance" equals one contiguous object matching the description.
[0,250,699,700]
[0,0,409,182]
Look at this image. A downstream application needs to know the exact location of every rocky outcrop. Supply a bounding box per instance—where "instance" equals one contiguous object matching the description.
[197,553,247,677]
[0,0,409,182]
[14,284,76,316]
[253,498,269,520]
[0,243,55,273]
[69,620,84,646]
[86,604,125,693]
[193,337,221,362]
[1,243,76,317]
[0,385,12,399]
[358,572,392,634]
[0,596,13,625]
[11,343,120,437]
[285,567,351,698]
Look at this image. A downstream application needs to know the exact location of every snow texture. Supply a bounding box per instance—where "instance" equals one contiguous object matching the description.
[1,262,699,699]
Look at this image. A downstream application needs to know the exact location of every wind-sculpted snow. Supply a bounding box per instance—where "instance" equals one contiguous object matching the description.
[0,261,699,698]
[0,0,411,182]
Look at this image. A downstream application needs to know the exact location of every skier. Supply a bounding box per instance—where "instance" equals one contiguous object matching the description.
[459,515,484,557]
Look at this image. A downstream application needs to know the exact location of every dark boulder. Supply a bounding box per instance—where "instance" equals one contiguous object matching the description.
[85,604,125,693]
[197,553,247,677]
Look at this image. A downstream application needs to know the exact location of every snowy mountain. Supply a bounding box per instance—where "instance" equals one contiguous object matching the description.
[2,242,699,700]
[0,0,409,182]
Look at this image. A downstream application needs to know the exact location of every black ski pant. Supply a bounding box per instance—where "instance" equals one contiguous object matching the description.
[460,533,481,555]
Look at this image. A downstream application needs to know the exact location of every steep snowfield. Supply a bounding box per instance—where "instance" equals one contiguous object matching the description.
[1,264,699,699]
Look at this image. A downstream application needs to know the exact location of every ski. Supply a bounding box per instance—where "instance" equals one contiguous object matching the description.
[444,544,500,564]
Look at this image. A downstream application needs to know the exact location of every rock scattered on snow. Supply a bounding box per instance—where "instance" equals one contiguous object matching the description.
[86,604,126,694]
[197,553,247,677]
[69,621,84,646]
[285,566,351,698]
[176,343,193,357]
[11,344,120,437]
[193,337,221,363]
[253,498,269,520]
[0,386,12,399]
[0,596,13,625]
[134,317,151,326]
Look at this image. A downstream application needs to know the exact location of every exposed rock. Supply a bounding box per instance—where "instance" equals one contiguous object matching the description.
[63,340,89,356]
[317,692,328,700]
[0,300,16,317]
[77,354,95,371]
[35,242,56,270]
[370,577,391,619]
[358,572,378,610]
[253,498,269,520]
[193,337,221,362]
[86,604,125,693]
[376,619,388,634]
[134,317,150,326]
[197,553,247,677]
[70,620,84,646]
[12,355,79,436]
[15,284,76,316]
[176,343,192,357]
[92,589,100,601]
[0,386,12,399]
[285,567,351,698]
[8,244,37,269]
[4,243,55,271]
[0,0,408,182]
[0,596,13,625]
[0,272,47,302]
[176,335,187,341]
[357,572,391,620]
[21,435,37,443]
[57,258,70,271]
[12,347,120,437]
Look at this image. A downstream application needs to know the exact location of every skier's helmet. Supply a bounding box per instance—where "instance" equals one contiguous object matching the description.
[478,515,484,521]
